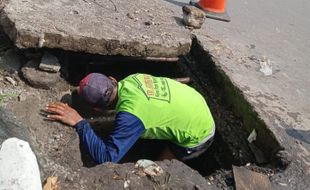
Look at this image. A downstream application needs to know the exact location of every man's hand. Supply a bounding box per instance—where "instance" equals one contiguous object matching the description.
[45,102,83,127]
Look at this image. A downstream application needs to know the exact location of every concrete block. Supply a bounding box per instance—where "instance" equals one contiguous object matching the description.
[39,52,60,73]
[0,0,192,57]
[21,59,61,89]
[0,138,42,190]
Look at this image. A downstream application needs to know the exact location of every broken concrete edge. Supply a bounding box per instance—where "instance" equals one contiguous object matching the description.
[0,9,191,58]
[232,165,272,190]
[188,37,284,166]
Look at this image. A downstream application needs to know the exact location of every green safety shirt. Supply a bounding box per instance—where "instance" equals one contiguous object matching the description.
[115,73,215,148]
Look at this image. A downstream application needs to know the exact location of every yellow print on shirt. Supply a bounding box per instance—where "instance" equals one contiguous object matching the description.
[133,74,171,103]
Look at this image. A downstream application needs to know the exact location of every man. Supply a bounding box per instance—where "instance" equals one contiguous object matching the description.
[46,73,215,163]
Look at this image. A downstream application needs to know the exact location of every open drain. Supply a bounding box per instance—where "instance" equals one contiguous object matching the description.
[50,38,284,179]
[0,27,286,188]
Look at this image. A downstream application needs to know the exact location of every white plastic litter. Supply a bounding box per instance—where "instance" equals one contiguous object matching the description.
[247,129,257,143]
[135,159,164,176]
[0,138,42,190]
[123,180,130,188]
[259,57,272,76]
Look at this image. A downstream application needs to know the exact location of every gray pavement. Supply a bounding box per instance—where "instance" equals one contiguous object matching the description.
[166,0,310,188]
[0,0,191,57]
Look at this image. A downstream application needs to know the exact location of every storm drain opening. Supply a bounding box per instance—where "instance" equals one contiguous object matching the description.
[52,38,285,182]
[0,30,286,188]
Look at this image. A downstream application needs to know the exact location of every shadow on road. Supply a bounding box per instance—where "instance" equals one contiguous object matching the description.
[164,0,187,7]
[286,128,310,144]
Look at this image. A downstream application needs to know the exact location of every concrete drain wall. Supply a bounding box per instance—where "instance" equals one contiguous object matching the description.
[58,40,284,177]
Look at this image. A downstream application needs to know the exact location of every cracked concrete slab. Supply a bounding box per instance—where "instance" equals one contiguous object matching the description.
[0,0,191,57]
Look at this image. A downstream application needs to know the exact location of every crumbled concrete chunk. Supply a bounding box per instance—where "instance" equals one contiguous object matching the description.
[21,60,60,89]
[182,5,206,29]
[5,76,17,86]
[39,52,61,73]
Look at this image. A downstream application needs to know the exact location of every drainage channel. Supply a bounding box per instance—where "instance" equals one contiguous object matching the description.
[45,38,285,185]
[0,25,287,188]
[1,29,285,186]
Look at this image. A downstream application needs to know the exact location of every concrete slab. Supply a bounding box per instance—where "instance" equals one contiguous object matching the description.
[0,0,191,57]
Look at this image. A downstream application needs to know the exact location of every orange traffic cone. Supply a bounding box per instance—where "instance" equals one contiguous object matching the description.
[190,0,230,22]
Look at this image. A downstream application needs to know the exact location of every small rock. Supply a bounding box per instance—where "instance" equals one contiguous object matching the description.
[126,13,134,19]
[141,35,150,40]
[144,21,152,26]
[182,5,206,29]
[53,134,61,140]
[4,76,17,86]
[278,182,288,186]
[70,10,79,15]
[135,159,164,176]
[250,44,256,49]
[65,176,74,182]
[248,55,259,62]
[18,93,26,101]
[21,59,61,89]
[39,52,61,73]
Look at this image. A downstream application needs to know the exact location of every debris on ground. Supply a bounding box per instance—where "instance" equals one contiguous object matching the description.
[182,5,206,29]
[43,177,60,190]
[39,52,61,73]
[4,76,17,86]
[259,56,272,76]
[135,159,164,176]
[247,129,257,143]
[21,60,61,89]
[71,159,209,189]
[205,169,234,189]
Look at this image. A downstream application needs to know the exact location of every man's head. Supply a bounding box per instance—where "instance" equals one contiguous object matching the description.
[79,73,118,109]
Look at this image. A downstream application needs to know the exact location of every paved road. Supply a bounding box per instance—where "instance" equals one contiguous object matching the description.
[166,0,310,147]
[165,0,310,184]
